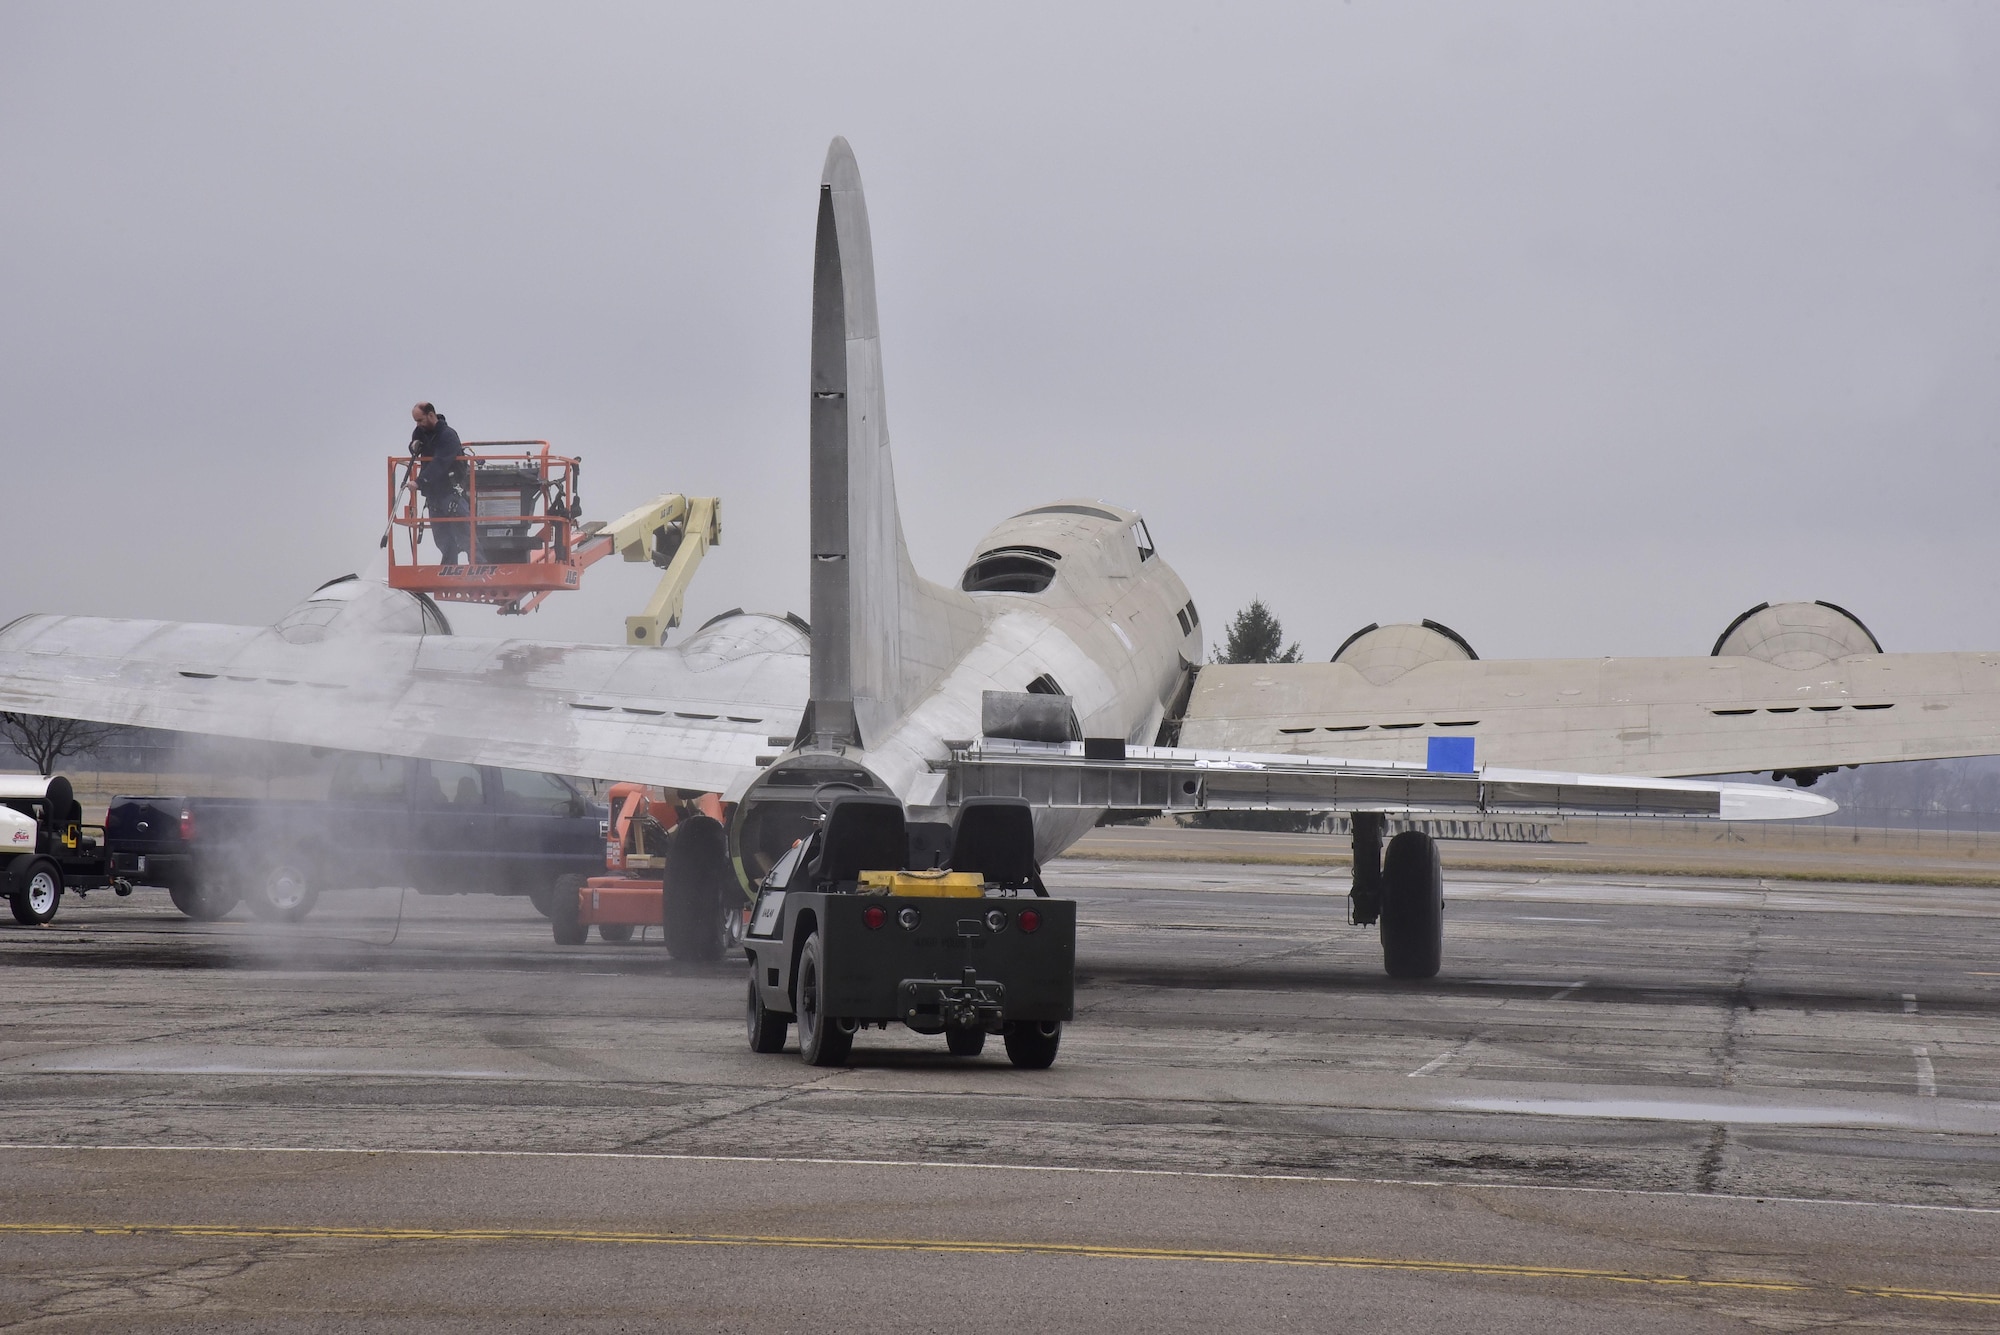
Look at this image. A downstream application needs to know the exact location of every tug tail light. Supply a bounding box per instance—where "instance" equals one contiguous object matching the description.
[863,904,888,930]
[1018,908,1041,934]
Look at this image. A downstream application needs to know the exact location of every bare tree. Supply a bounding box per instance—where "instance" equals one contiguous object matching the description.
[0,713,121,776]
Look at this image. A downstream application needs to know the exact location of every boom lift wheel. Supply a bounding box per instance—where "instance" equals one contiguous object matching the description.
[945,1027,986,1057]
[550,873,588,945]
[8,858,63,925]
[1379,829,1444,979]
[747,974,789,1053]
[795,931,852,1067]
[1001,1021,1061,1070]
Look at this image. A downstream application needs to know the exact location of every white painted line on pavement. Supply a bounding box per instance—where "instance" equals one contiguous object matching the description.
[1914,1047,1937,1099]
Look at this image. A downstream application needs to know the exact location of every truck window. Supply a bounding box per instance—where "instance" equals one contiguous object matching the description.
[496,768,574,816]
[330,755,405,803]
[423,763,485,809]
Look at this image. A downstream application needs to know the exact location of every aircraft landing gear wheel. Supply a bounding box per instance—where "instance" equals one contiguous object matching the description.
[9,858,62,925]
[244,852,318,924]
[663,816,730,962]
[945,1026,986,1057]
[599,923,635,943]
[1380,829,1443,979]
[550,873,588,945]
[795,931,852,1067]
[166,872,237,922]
[747,973,789,1053]
[1002,1021,1061,1070]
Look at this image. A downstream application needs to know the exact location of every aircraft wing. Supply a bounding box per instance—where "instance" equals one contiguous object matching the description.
[948,739,1835,820]
[0,611,807,792]
[1177,651,2000,779]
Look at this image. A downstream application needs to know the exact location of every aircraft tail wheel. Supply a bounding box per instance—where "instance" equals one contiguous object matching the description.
[1380,829,1443,979]
[663,816,730,962]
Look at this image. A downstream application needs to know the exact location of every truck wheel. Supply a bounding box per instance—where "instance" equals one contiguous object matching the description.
[663,816,731,963]
[1380,830,1444,979]
[245,852,318,924]
[526,883,555,919]
[747,973,789,1054]
[945,1026,986,1057]
[550,873,588,946]
[795,932,852,1067]
[9,858,63,926]
[166,876,238,922]
[599,923,636,943]
[1002,1021,1061,1070]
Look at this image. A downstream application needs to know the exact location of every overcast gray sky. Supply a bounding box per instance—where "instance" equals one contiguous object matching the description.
[5,2,1997,660]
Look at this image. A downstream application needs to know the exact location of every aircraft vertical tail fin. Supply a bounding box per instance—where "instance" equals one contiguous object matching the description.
[808,138,979,748]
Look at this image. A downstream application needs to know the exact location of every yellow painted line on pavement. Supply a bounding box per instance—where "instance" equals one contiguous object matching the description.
[1,1222,1994,1306]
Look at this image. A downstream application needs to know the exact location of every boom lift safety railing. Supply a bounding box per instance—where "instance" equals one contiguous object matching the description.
[385,442,721,642]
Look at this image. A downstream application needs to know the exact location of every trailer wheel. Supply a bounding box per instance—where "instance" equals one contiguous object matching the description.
[525,883,555,919]
[550,873,588,945]
[165,874,238,922]
[599,923,636,943]
[8,858,63,926]
[747,973,789,1053]
[1380,830,1444,979]
[1002,1021,1061,1070]
[244,851,318,924]
[945,1026,986,1057]
[795,931,852,1067]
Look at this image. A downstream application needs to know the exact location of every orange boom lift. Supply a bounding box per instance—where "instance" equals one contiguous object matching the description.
[385,441,720,644]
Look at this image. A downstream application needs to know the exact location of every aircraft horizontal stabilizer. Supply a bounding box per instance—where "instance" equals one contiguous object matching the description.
[946,739,1835,822]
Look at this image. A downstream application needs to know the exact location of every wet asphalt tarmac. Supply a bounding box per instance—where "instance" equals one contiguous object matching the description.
[1,854,1996,1331]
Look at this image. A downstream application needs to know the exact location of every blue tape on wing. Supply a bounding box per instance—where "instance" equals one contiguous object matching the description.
[1427,736,1476,774]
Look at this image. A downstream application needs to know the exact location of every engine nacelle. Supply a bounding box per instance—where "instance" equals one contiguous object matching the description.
[1331,619,1477,685]
[1711,601,1881,669]
[272,576,451,643]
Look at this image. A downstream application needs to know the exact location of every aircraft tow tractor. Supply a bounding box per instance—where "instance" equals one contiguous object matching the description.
[741,796,1076,1069]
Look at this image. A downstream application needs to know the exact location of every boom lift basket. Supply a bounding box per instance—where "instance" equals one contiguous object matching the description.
[387,442,586,613]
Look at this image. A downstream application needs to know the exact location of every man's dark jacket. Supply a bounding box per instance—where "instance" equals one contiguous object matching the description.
[409,416,465,496]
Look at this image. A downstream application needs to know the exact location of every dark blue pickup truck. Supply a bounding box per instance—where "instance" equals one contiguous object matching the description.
[106,754,608,922]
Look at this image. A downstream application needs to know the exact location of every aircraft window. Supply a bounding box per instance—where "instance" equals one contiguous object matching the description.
[330,755,405,803]
[1131,519,1155,561]
[1018,503,1123,522]
[1176,609,1191,635]
[978,544,1061,562]
[962,552,1057,594]
[1026,674,1066,695]
[497,768,574,816]
[1185,599,1199,625]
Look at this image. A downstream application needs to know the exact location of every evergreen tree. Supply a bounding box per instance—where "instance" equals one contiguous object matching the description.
[1196,599,1310,831]
[1217,598,1302,664]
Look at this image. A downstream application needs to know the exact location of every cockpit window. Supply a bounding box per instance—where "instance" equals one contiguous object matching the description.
[962,551,1057,594]
[1131,519,1155,561]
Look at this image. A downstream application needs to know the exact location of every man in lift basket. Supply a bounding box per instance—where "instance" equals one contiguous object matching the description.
[408,401,469,565]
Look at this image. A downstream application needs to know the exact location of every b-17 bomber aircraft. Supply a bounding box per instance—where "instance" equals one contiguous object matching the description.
[5,139,1996,979]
